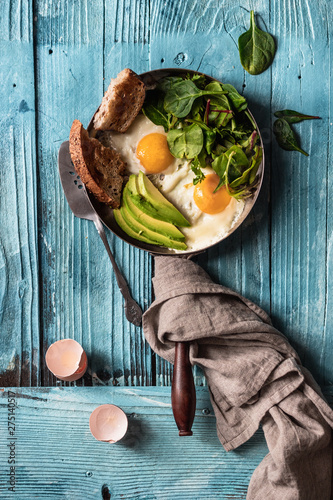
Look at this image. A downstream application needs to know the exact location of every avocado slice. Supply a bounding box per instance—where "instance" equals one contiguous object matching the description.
[129,172,190,228]
[114,209,157,245]
[123,183,185,241]
[120,204,187,250]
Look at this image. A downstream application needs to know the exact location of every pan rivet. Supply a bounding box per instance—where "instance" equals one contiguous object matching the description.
[202,408,210,415]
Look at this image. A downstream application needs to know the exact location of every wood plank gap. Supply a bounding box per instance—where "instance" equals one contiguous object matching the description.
[269,0,273,318]
[150,254,156,386]
[32,0,44,387]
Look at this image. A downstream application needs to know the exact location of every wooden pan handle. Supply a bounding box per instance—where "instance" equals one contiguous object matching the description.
[171,342,196,436]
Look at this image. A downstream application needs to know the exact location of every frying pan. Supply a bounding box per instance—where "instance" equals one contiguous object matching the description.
[87,69,265,435]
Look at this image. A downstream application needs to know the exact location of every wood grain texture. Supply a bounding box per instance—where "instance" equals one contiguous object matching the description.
[0,386,266,499]
[0,0,333,497]
[34,0,105,387]
[0,0,40,387]
[0,0,332,393]
[269,1,332,385]
[1,386,333,499]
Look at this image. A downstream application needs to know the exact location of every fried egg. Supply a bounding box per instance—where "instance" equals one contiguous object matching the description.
[106,114,245,252]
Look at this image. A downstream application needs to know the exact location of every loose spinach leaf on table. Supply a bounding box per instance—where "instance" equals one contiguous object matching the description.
[164,80,227,118]
[273,118,309,156]
[238,10,275,75]
[274,110,321,124]
[167,123,204,159]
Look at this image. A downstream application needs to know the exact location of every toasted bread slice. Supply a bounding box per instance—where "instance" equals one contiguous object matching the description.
[69,119,126,208]
[93,68,145,133]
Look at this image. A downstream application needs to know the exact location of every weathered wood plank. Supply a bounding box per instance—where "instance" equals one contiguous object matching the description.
[0,386,266,499]
[1,0,332,398]
[0,0,40,386]
[36,0,154,388]
[33,0,122,387]
[270,1,332,385]
[321,2,333,386]
[102,0,153,387]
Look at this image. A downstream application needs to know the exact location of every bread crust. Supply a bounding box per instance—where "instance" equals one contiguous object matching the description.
[93,68,146,133]
[69,119,126,208]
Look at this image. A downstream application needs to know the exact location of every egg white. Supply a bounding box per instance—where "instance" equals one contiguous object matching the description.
[104,114,185,175]
[105,114,245,252]
[151,165,244,252]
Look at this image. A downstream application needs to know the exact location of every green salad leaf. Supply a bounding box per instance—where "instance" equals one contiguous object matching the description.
[191,156,206,185]
[167,123,204,159]
[222,84,247,112]
[142,73,262,197]
[238,10,276,75]
[164,80,227,118]
[142,89,171,132]
[212,146,249,184]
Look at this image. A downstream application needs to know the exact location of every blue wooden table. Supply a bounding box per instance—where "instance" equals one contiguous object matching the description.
[1,1,332,498]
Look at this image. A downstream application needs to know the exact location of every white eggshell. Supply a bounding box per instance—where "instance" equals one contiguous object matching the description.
[89,404,128,443]
[45,339,88,381]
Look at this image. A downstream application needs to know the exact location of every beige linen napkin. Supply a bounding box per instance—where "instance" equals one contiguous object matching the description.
[143,256,333,500]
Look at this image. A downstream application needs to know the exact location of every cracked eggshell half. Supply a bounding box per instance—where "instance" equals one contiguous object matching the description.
[89,404,128,443]
[45,339,88,381]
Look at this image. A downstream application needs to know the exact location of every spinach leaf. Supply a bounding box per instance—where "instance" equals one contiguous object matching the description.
[225,146,249,182]
[204,83,233,127]
[157,76,183,93]
[240,130,258,153]
[164,80,227,118]
[167,123,204,159]
[142,90,170,131]
[248,145,263,184]
[205,81,223,94]
[191,156,206,185]
[204,129,216,154]
[274,110,321,124]
[188,73,206,89]
[230,145,263,188]
[191,96,204,120]
[222,83,247,112]
[238,10,276,75]
[212,145,249,185]
[273,118,309,156]
[212,154,228,181]
[184,118,210,131]
[205,82,231,108]
[214,152,236,192]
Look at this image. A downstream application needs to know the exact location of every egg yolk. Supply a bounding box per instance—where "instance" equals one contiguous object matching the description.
[193,173,232,214]
[136,133,174,173]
